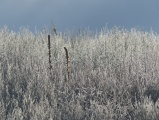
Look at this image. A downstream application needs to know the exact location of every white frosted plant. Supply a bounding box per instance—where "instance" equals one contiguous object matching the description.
[1,26,159,119]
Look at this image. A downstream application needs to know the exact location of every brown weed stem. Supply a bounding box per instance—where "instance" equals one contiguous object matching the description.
[48,35,52,73]
[64,47,70,80]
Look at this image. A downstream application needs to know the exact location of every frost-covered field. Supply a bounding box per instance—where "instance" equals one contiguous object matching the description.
[1,26,159,119]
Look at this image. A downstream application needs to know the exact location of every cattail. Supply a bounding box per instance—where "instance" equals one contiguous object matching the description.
[64,47,71,80]
[48,35,52,73]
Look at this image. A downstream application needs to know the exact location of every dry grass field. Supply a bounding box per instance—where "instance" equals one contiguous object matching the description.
[1,26,159,119]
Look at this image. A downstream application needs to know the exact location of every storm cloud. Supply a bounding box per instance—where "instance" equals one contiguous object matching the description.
[0,0,159,33]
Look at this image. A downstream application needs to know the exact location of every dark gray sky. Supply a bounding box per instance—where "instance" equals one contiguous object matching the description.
[0,0,159,33]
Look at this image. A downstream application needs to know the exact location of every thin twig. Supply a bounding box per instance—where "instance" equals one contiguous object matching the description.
[53,28,57,36]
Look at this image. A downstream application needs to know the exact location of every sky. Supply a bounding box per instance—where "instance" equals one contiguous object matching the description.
[0,0,159,33]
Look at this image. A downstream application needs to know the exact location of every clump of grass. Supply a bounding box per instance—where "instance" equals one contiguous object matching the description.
[144,85,159,105]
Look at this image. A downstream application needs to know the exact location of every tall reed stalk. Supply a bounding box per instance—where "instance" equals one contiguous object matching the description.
[48,35,52,74]
[64,47,71,80]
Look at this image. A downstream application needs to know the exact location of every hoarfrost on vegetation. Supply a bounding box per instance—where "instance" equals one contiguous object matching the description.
[0,26,159,119]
